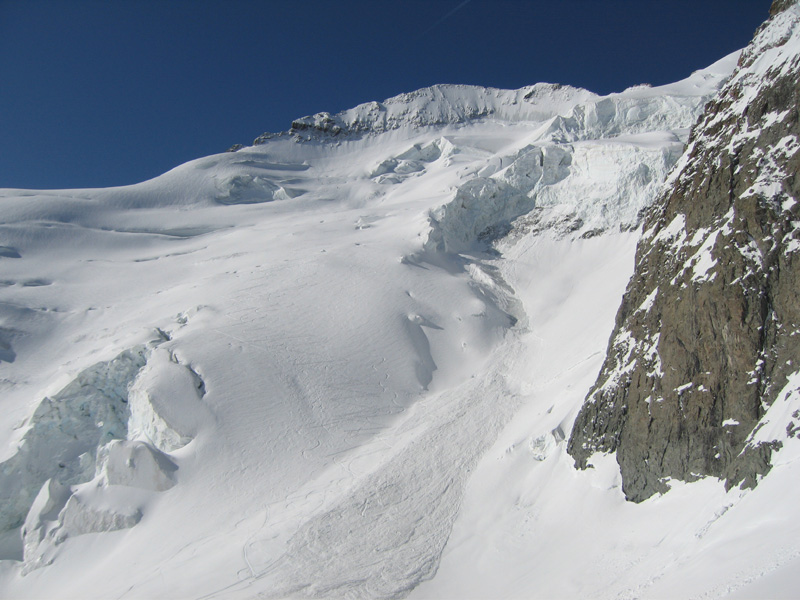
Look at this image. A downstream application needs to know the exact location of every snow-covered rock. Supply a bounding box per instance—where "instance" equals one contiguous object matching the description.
[569,0,800,502]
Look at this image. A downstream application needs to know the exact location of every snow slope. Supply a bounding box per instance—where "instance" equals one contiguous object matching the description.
[3,48,795,599]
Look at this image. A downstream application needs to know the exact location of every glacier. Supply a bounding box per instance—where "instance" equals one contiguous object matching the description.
[0,37,797,599]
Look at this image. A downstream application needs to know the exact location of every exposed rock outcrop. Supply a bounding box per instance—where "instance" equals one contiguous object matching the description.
[568,0,800,502]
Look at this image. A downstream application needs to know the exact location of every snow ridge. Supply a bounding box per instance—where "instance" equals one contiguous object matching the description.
[251,56,734,145]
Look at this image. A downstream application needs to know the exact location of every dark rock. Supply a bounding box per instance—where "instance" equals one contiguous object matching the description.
[580,228,605,239]
[772,0,796,16]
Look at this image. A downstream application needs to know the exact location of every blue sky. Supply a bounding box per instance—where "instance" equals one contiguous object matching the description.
[0,0,773,190]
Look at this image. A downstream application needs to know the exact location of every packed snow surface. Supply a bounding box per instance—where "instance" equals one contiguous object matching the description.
[1,50,798,598]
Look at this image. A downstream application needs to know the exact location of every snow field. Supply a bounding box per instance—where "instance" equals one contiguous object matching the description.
[1,52,776,598]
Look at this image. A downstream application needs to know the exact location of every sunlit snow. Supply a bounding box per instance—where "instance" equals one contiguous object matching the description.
[0,35,798,599]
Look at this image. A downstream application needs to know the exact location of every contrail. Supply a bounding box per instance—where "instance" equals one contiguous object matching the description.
[420,0,473,36]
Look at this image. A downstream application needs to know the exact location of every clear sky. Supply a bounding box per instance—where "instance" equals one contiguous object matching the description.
[0,0,773,190]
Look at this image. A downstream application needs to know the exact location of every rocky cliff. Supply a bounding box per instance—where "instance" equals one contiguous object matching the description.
[568,0,800,502]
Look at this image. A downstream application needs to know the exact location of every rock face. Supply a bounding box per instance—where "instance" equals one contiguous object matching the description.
[568,0,800,502]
